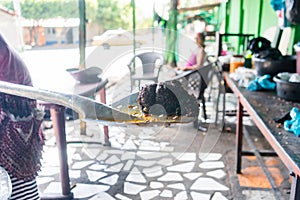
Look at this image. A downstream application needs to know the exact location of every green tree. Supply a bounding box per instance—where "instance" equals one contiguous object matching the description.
[95,0,130,31]
[0,0,15,11]
[22,0,76,19]
[1,0,135,35]
[1,0,97,21]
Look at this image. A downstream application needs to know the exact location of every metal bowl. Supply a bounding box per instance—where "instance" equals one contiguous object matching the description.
[66,67,102,84]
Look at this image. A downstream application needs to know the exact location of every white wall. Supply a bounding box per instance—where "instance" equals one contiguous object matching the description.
[0,11,24,51]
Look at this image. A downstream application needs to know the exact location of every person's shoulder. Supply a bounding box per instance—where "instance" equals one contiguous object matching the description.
[196,46,206,54]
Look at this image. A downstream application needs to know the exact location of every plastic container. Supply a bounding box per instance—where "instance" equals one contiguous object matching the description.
[244,58,252,68]
[0,166,12,200]
[218,55,231,72]
[294,43,300,75]
[230,55,244,73]
[273,76,300,102]
[253,55,296,77]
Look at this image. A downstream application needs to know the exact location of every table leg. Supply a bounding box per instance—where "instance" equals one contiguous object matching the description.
[79,117,86,135]
[100,88,110,146]
[49,105,73,198]
[290,172,300,200]
[236,99,243,174]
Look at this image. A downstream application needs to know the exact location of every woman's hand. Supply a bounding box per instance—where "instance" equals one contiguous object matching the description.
[176,66,193,71]
[176,66,185,71]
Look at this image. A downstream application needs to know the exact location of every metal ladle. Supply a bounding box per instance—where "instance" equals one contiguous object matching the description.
[0,81,194,125]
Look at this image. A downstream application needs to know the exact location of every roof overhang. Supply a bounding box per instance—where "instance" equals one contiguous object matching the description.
[179,2,221,13]
[0,6,17,16]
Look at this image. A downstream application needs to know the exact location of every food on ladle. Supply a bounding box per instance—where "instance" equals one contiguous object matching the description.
[137,81,199,118]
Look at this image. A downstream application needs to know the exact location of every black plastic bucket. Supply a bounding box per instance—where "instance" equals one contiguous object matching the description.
[273,76,300,102]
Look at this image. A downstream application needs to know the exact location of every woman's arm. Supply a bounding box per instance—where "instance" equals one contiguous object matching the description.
[186,47,206,70]
[195,47,206,69]
[177,47,206,71]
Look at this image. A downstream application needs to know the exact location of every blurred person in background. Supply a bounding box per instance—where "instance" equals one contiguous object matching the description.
[177,32,207,71]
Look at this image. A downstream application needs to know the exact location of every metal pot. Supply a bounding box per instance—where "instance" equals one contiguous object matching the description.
[254,56,296,77]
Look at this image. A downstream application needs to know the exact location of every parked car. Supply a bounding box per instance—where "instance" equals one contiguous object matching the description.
[92,30,146,49]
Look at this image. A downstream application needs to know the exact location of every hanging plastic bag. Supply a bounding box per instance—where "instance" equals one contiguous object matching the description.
[284,107,300,136]
[247,37,271,54]
[246,74,276,91]
[286,0,300,25]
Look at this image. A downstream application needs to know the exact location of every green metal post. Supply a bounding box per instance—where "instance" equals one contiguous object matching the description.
[131,0,136,57]
[257,0,263,36]
[165,0,178,67]
[152,1,155,49]
[238,0,244,34]
[224,0,231,34]
[238,0,244,54]
[79,0,86,69]
[289,25,300,54]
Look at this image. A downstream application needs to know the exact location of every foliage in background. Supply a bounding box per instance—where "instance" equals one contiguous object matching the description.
[0,0,13,10]
[21,0,78,19]
[0,0,132,31]
[96,0,131,31]
[1,0,96,19]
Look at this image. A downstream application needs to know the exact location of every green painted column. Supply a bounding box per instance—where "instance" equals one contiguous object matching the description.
[79,0,86,69]
[289,25,300,54]
[257,0,263,36]
[131,0,136,59]
[224,0,231,35]
[165,0,178,67]
[238,0,244,34]
[78,0,87,134]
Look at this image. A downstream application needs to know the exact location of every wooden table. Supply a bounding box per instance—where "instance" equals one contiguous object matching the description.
[34,75,108,200]
[224,73,300,200]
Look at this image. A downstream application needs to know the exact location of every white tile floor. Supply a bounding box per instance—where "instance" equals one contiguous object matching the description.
[38,119,231,200]
[35,84,289,199]
[36,65,234,199]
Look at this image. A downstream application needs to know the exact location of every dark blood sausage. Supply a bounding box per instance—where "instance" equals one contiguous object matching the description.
[138,80,199,118]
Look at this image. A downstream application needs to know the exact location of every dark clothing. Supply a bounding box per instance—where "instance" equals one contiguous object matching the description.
[0,34,44,183]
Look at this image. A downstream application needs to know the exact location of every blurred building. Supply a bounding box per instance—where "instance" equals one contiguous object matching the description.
[22,17,99,47]
[22,18,79,46]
